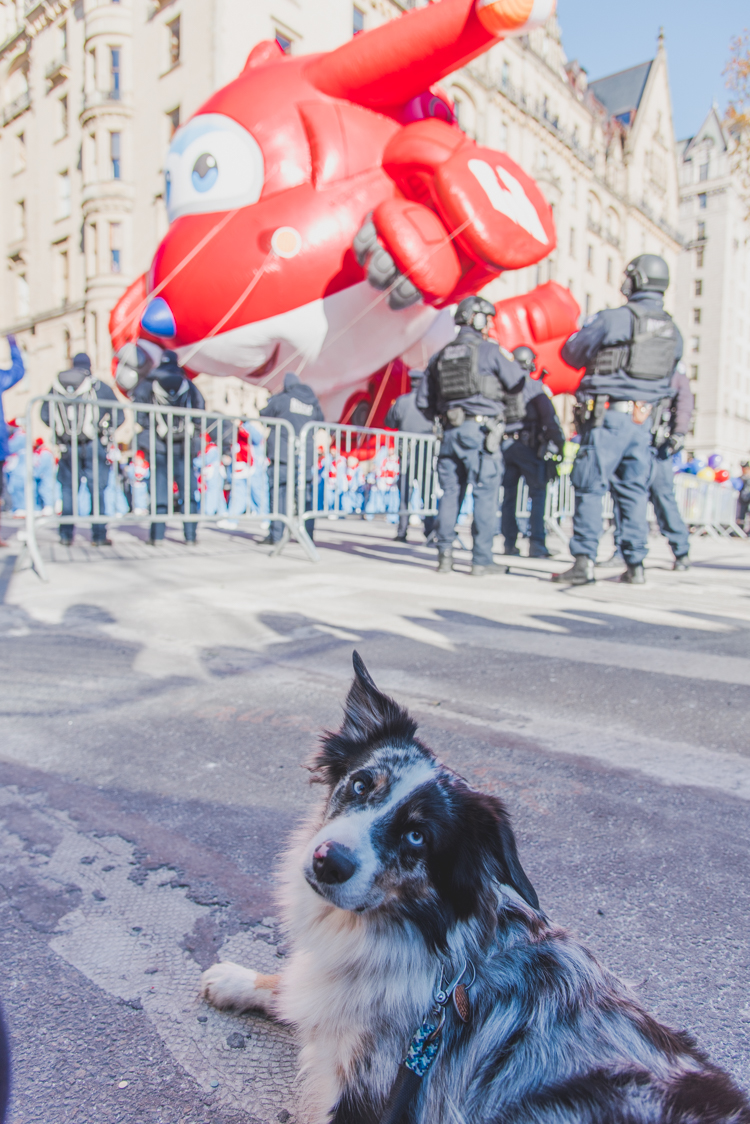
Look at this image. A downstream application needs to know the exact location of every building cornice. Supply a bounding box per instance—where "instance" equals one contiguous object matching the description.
[0,0,74,59]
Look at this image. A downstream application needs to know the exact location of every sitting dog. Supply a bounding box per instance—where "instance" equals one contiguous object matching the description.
[202,653,750,1124]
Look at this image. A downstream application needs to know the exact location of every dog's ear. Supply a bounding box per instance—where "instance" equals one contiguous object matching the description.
[439,788,539,917]
[312,651,418,785]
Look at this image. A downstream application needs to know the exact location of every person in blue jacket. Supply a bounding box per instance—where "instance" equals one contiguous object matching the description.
[552,255,683,586]
[0,335,25,548]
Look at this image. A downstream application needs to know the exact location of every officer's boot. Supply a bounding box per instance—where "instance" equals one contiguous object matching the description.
[619,562,646,584]
[437,549,454,574]
[673,555,690,571]
[551,555,595,585]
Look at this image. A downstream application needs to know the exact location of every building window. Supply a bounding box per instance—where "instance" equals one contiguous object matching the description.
[697,221,706,240]
[57,170,70,219]
[353,6,364,34]
[690,365,698,380]
[87,131,97,177]
[606,257,613,285]
[698,193,707,209]
[690,336,700,353]
[696,247,704,268]
[14,132,26,173]
[275,31,292,54]
[17,273,29,318]
[571,177,577,207]
[167,106,180,138]
[586,244,593,272]
[498,119,508,150]
[15,200,25,240]
[60,94,68,137]
[88,222,98,275]
[109,222,122,273]
[110,47,121,99]
[694,279,703,296]
[501,60,510,89]
[585,293,592,317]
[699,163,708,182]
[58,249,69,305]
[693,308,701,325]
[110,131,121,179]
[60,21,68,61]
[569,228,575,257]
[167,17,181,67]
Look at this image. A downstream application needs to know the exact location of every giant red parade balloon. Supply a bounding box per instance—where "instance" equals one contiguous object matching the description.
[110,0,584,417]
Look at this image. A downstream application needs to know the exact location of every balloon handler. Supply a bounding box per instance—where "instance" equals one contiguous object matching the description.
[417,297,526,576]
[552,255,683,586]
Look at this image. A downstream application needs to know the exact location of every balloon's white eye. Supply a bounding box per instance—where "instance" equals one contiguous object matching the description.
[165,113,264,222]
[405,830,424,846]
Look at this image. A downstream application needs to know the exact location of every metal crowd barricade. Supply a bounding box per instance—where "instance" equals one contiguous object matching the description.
[21,394,308,580]
[291,421,439,556]
[673,475,746,538]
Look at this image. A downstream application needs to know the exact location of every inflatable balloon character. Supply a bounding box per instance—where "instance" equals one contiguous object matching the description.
[488,281,583,393]
[110,0,562,419]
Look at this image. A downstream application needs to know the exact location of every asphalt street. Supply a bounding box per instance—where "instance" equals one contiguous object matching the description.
[0,517,749,1123]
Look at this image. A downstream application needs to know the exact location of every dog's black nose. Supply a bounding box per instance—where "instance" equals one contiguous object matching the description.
[312,841,358,885]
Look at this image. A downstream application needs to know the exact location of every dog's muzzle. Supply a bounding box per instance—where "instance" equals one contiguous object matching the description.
[312,841,358,885]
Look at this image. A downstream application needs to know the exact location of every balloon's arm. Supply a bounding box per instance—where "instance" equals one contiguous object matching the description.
[305,0,555,111]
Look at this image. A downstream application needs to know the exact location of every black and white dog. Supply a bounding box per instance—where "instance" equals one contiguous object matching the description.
[202,653,750,1124]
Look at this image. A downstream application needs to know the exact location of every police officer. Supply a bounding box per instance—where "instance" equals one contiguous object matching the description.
[133,350,205,545]
[41,352,120,546]
[417,296,525,575]
[384,368,434,543]
[553,254,683,585]
[605,360,693,571]
[260,371,324,545]
[501,346,565,559]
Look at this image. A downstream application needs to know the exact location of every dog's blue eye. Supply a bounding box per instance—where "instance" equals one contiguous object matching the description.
[352,779,367,796]
[405,830,424,846]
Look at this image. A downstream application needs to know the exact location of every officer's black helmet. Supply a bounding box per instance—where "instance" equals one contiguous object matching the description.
[512,346,536,373]
[621,254,670,297]
[454,296,496,332]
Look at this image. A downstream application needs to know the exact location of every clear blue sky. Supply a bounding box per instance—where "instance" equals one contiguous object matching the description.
[556,0,748,140]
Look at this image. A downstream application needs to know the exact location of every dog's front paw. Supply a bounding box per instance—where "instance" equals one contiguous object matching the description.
[201,961,280,1014]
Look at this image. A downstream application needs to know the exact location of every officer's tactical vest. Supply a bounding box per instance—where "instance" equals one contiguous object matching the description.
[436,337,503,407]
[592,304,677,382]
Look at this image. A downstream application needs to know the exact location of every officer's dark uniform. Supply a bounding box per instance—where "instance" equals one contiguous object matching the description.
[41,353,120,546]
[417,298,525,575]
[554,255,683,585]
[501,348,565,559]
[604,365,694,570]
[384,369,434,542]
[260,371,324,545]
[133,351,205,543]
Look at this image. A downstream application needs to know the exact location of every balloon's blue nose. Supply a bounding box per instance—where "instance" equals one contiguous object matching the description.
[141,296,176,338]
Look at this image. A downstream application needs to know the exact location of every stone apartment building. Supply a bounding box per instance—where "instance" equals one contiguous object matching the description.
[674,106,750,466]
[0,0,682,429]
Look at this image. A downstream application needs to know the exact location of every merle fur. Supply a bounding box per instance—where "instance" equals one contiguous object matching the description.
[320,653,750,1124]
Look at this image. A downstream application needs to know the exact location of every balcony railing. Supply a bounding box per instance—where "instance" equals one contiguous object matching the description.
[3,90,30,125]
[485,72,597,170]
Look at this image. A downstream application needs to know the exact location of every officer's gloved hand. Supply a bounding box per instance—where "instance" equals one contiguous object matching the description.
[667,434,685,455]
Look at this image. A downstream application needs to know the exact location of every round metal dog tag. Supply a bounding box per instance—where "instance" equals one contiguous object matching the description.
[453,983,470,1023]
